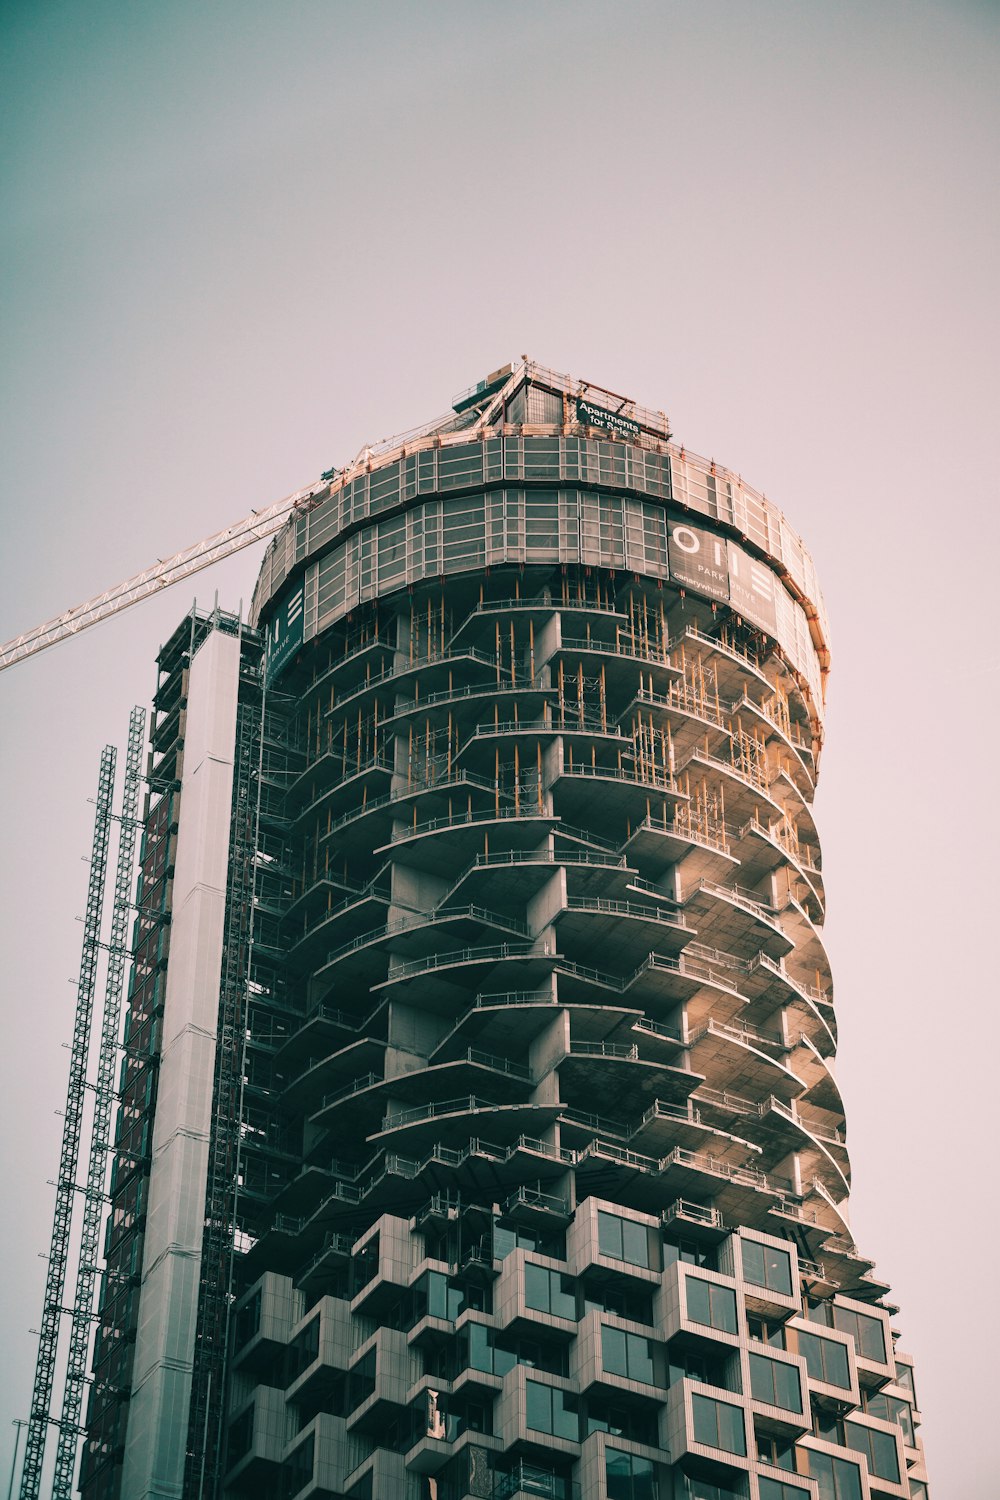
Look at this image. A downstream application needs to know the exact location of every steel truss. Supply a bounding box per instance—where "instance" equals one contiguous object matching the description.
[20,748,116,1499]
[52,707,146,1497]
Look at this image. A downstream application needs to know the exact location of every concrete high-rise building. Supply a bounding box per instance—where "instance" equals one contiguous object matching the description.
[76,362,929,1500]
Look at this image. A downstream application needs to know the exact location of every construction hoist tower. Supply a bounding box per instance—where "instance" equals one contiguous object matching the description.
[20,709,145,1499]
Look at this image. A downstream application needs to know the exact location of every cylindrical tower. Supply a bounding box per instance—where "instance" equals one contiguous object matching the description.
[182,364,928,1498]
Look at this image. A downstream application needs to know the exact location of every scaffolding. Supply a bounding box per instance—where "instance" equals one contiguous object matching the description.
[20,747,117,1499]
[52,707,147,1496]
[185,635,265,1499]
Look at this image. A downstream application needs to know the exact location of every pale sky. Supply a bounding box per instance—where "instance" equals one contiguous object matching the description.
[2,2,997,1492]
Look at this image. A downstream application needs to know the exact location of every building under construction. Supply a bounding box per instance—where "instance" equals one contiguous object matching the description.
[21,362,931,1500]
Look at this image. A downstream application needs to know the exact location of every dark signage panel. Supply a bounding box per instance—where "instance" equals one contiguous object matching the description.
[576,398,640,439]
[727,540,778,634]
[266,585,305,683]
[667,517,731,604]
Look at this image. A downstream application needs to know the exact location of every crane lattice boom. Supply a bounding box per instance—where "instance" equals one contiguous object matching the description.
[0,479,327,672]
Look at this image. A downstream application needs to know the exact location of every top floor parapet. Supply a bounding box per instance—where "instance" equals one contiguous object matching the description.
[250,361,830,730]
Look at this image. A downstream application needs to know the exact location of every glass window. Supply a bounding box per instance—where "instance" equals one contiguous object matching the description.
[863,1390,913,1444]
[691,1392,746,1456]
[605,1448,656,1500]
[759,1479,812,1500]
[797,1329,850,1389]
[832,1305,887,1364]
[663,1238,716,1270]
[600,1324,660,1386]
[686,1276,738,1335]
[437,443,483,491]
[748,1315,786,1349]
[598,1210,655,1269]
[749,1352,802,1413]
[524,1262,576,1321]
[807,1451,863,1500]
[525,1379,578,1442]
[757,1433,797,1471]
[845,1419,901,1483]
[583,1398,657,1445]
[742,1238,793,1298]
[889,1395,915,1447]
[524,490,561,555]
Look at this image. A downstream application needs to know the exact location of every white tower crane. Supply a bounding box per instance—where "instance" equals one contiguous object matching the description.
[0,474,331,673]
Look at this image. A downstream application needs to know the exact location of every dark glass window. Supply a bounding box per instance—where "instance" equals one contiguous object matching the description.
[749,1351,802,1412]
[464,1323,566,1379]
[742,1238,793,1298]
[227,1405,254,1465]
[525,1379,578,1441]
[582,1277,654,1326]
[234,1288,261,1351]
[524,1262,576,1321]
[667,1345,732,1392]
[757,1434,798,1471]
[285,1314,320,1386]
[844,1419,901,1483]
[797,1329,850,1389]
[494,1218,565,1261]
[598,1210,657,1269]
[663,1237,716,1270]
[601,1324,661,1386]
[889,1395,915,1446]
[282,1432,314,1499]
[583,1398,657,1445]
[605,1447,657,1500]
[686,1276,738,1335]
[748,1315,786,1349]
[759,1479,811,1500]
[691,1392,746,1455]
[832,1305,887,1364]
[807,1451,863,1500]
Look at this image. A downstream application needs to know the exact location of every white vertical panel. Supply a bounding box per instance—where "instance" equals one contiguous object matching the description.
[121,627,241,1500]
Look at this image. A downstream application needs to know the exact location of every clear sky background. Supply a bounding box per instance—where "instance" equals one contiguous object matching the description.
[1,1,996,1492]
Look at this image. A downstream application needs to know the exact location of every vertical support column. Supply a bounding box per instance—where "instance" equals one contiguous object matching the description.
[120,629,241,1500]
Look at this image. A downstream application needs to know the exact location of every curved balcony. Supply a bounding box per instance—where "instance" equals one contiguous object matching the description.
[668,623,773,700]
[291,754,394,828]
[730,689,816,798]
[620,683,732,761]
[371,940,553,1008]
[386,677,552,731]
[735,814,824,911]
[621,809,738,883]
[552,756,685,806]
[376,804,557,873]
[558,1040,697,1111]
[553,632,681,692]
[681,879,792,961]
[283,1035,387,1111]
[370,1095,562,1154]
[552,896,693,968]
[754,1096,850,1198]
[676,746,783,829]
[657,1146,791,1223]
[627,1098,761,1166]
[688,1017,802,1102]
[442,847,631,909]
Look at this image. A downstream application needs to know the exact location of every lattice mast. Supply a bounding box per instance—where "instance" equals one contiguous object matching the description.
[51,708,147,1497]
[20,748,116,1500]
